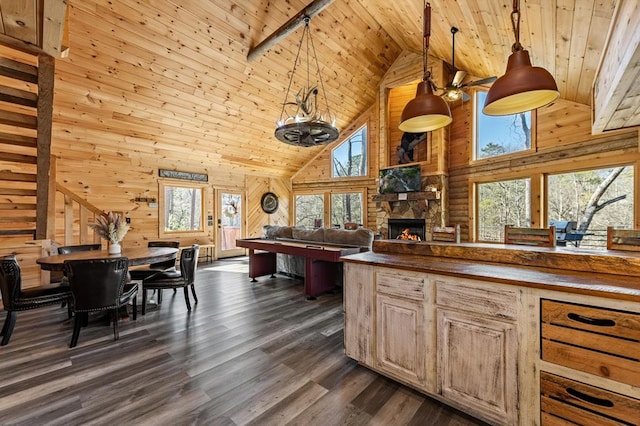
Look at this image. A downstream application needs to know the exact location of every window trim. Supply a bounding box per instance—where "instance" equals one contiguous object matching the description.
[158,179,207,238]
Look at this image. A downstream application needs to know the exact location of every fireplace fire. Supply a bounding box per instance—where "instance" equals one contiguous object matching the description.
[388,219,426,241]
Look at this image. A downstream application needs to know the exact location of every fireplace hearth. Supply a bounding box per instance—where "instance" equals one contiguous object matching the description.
[388,219,426,241]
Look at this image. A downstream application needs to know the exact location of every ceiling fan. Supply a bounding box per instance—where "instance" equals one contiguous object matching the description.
[441,27,497,103]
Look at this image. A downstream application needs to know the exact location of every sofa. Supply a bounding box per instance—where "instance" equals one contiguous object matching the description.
[262,225,375,279]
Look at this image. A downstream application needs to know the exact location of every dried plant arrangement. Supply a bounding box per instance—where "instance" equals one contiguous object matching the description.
[88,211,130,243]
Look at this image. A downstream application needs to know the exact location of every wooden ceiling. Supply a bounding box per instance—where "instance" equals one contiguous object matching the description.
[0,0,623,178]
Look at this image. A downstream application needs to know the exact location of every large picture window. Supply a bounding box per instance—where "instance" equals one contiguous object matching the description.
[474,91,532,160]
[477,178,531,242]
[548,166,634,249]
[159,181,206,237]
[294,190,366,229]
[332,126,367,178]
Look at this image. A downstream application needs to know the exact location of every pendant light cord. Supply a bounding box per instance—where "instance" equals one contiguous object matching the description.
[278,18,308,123]
[511,0,522,52]
[422,1,431,82]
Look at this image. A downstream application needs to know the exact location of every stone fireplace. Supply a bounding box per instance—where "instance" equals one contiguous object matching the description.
[374,175,446,240]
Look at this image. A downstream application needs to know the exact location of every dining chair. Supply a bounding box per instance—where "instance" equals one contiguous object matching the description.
[142,245,199,315]
[0,255,72,346]
[64,257,137,348]
[57,244,102,255]
[129,241,180,281]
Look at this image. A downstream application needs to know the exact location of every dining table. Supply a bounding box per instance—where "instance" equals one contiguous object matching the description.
[36,246,179,271]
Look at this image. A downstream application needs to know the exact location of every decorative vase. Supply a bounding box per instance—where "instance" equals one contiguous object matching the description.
[108,242,121,255]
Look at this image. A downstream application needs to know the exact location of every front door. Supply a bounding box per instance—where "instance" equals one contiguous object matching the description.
[216,190,245,258]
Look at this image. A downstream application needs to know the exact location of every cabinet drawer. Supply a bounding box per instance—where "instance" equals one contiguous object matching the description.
[376,270,425,300]
[541,372,640,425]
[541,300,640,387]
[436,278,517,320]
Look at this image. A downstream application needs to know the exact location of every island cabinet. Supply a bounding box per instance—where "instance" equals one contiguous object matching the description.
[342,240,640,425]
[435,276,519,425]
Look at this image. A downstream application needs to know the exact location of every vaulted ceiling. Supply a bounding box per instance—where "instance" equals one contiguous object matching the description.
[0,0,622,178]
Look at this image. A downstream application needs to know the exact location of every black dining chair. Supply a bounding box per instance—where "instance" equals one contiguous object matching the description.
[57,244,102,255]
[64,257,137,348]
[142,245,199,315]
[129,241,180,281]
[0,255,72,346]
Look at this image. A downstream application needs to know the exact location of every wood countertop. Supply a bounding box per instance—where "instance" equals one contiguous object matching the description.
[341,240,640,302]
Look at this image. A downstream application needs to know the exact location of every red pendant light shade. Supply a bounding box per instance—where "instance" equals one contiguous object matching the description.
[483,0,559,116]
[399,80,452,132]
[398,2,452,133]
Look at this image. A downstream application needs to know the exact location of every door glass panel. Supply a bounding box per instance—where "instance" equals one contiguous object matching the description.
[220,192,241,251]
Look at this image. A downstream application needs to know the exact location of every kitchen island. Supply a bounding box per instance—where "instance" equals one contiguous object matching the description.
[341,240,640,425]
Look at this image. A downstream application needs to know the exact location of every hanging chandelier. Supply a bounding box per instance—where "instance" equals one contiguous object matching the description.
[275,16,339,147]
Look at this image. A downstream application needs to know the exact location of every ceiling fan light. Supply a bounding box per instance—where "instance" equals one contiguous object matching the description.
[483,49,559,116]
[399,80,452,132]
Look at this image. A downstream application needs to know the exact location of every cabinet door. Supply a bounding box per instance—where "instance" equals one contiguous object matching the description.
[343,263,374,366]
[377,294,426,388]
[437,308,518,425]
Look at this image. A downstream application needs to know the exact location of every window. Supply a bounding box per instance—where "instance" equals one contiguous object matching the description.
[295,193,324,228]
[331,192,363,226]
[332,126,367,178]
[159,181,206,237]
[294,190,367,229]
[477,178,531,242]
[474,91,532,160]
[548,166,634,249]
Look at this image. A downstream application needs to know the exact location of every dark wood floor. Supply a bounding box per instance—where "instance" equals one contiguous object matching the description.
[0,257,489,426]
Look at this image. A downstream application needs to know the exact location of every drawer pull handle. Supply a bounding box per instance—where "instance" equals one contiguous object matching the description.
[566,387,614,407]
[567,312,615,327]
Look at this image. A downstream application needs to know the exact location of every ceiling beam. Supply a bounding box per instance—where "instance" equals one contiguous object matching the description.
[247,0,336,62]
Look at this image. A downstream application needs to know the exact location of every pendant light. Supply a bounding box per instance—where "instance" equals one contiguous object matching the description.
[275,16,339,147]
[399,2,452,133]
[483,0,559,116]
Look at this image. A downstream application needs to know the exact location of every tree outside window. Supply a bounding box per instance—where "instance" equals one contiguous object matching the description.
[163,185,203,232]
[477,178,531,242]
[295,194,324,228]
[475,91,532,160]
[331,192,363,226]
[332,126,367,178]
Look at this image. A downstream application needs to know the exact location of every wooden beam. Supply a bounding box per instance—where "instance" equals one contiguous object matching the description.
[36,54,54,240]
[247,0,336,62]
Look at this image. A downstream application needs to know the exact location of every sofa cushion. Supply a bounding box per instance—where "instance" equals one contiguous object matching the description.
[292,227,325,242]
[324,228,374,249]
[263,225,294,239]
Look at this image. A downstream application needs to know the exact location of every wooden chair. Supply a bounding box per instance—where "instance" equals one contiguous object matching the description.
[504,226,556,247]
[344,222,359,230]
[432,225,460,243]
[142,245,199,315]
[64,257,137,348]
[606,227,640,251]
[0,255,72,346]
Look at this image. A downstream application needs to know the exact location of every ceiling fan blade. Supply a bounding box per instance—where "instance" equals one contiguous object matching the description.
[463,76,497,87]
[452,70,466,86]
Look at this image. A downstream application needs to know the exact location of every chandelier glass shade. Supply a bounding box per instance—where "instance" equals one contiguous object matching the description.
[275,17,339,147]
[399,2,452,133]
[483,0,559,116]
